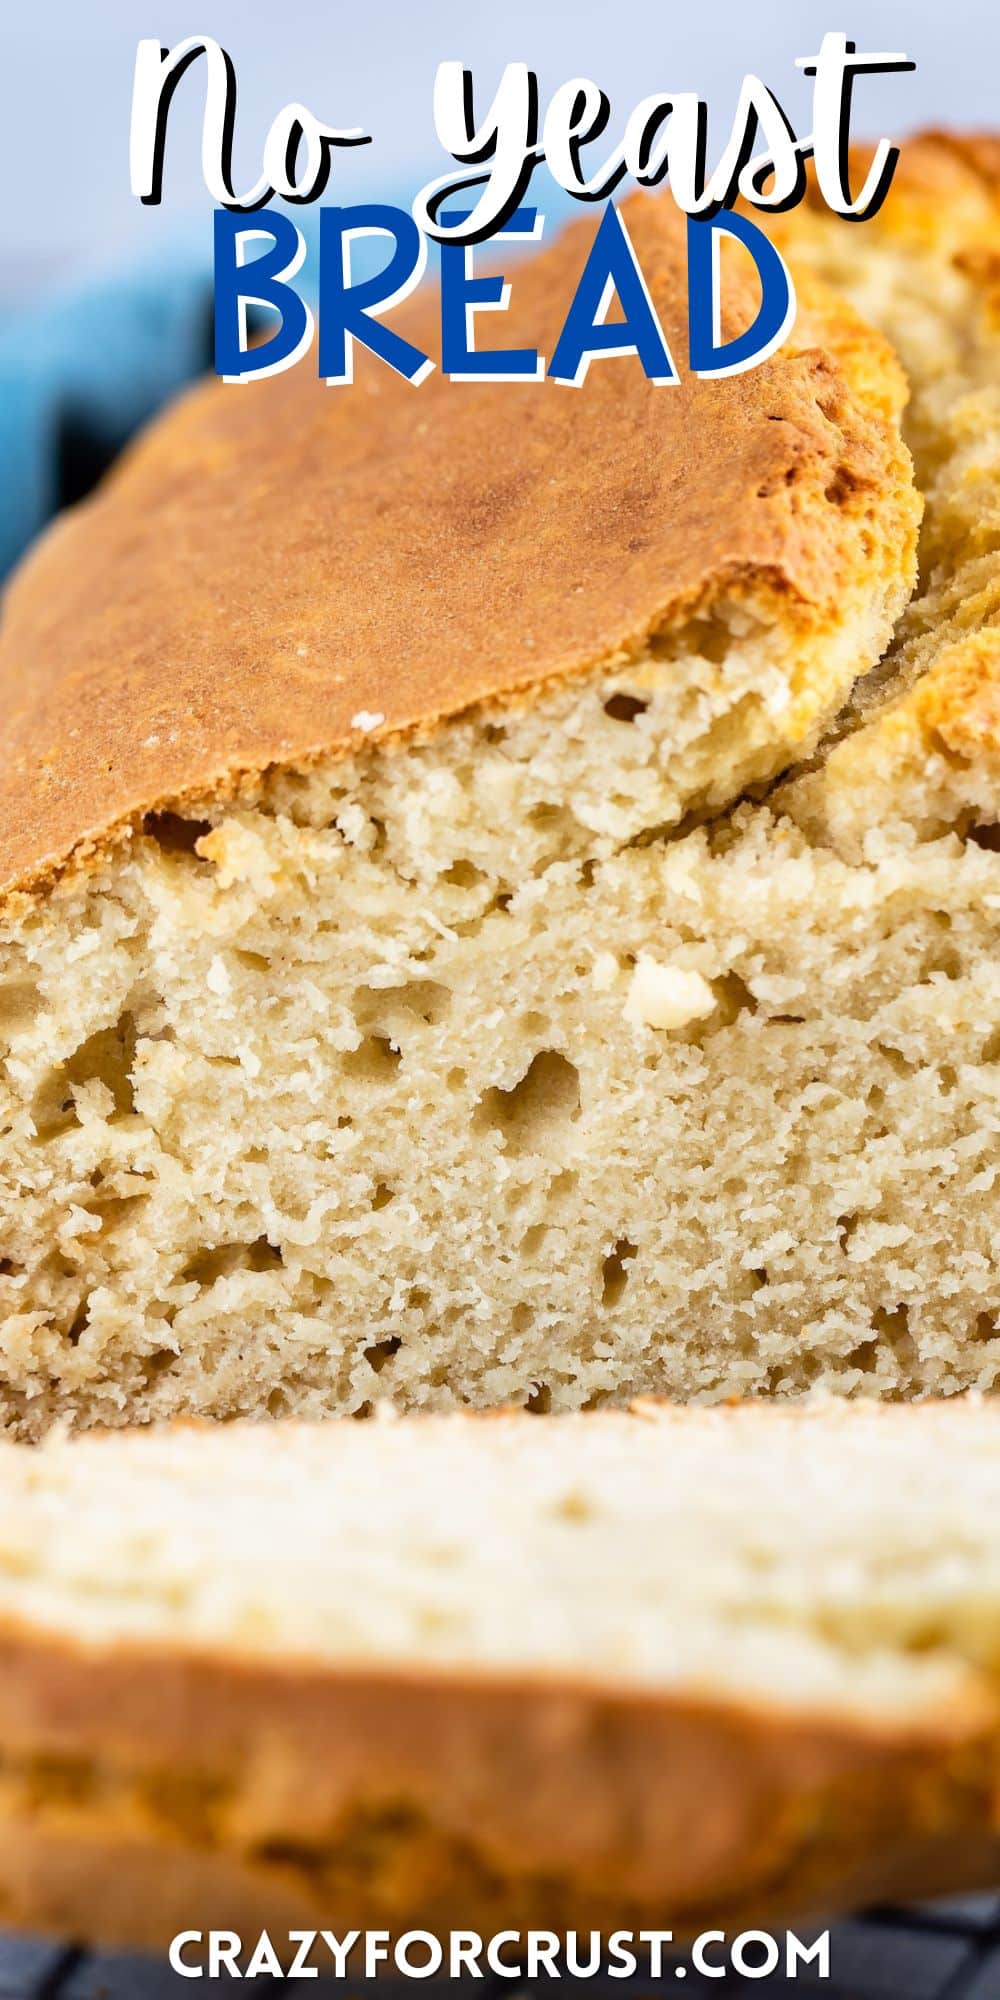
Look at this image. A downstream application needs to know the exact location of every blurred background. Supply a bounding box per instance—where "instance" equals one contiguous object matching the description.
[1,0,997,573]
[6,0,996,295]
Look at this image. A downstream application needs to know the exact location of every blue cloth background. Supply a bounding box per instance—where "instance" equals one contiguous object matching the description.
[0,186,575,583]
[0,252,218,581]
[0,211,413,581]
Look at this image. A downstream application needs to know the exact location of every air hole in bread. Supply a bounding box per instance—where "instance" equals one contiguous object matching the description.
[180,1238,283,1287]
[353,981,451,1045]
[847,1337,879,1374]
[32,1011,137,1141]
[975,1313,997,1341]
[348,980,450,1072]
[926,726,970,773]
[83,1191,150,1235]
[519,1223,548,1256]
[872,1304,916,1368]
[142,812,212,857]
[756,466,802,499]
[548,1168,579,1203]
[601,1237,638,1307]
[475,1051,581,1153]
[39,1250,77,1290]
[371,1182,395,1212]
[235,949,271,973]
[526,1381,551,1413]
[921,947,963,982]
[969,822,1000,852]
[876,1041,915,1077]
[713,972,759,1028]
[364,1335,402,1376]
[441,859,487,889]
[528,802,565,829]
[653,614,733,666]
[142,1347,177,1386]
[0,982,38,1038]
[824,466,862,507]
[342,1034,401,1083]
[66,1302,89,1348]
[603,692,649,724]
[387,980,452,1025]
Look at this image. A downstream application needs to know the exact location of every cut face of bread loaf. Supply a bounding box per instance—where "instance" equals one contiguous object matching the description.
[4,153,997,1438]
[1,1400,1000,1946]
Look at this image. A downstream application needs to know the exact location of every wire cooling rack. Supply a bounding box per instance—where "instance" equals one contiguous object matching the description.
[2,1898,999,1997]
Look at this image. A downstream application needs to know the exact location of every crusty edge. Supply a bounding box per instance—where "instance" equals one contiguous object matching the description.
[0,573,846,913]
[0,1622,996,1950]
[0,556,907,922]
[785,628,1000,847]
[772,131,1000,848]
[0,213,917,909]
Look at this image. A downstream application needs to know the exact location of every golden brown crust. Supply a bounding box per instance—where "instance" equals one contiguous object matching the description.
[0,1625,996,1950]
[0,191,912,899]
[806,130,1000,220]
[771,131,1000,838]
[791,630,1000,848]
[779,624,1000,851]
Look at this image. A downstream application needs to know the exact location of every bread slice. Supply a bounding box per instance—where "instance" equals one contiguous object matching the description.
[0,165,967,1440]
[0,1399,999,1949]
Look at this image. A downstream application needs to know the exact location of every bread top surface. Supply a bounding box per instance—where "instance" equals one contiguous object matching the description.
[1,1399,999,1736]
[0,190,912,898]
[804,130,1000,243]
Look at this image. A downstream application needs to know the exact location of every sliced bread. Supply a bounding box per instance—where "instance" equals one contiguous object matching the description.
[1,1400,1000,1945]
[1,151,991,1434]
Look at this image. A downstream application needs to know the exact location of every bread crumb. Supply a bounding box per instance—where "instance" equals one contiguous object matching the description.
[625,959,716,1031]
[200,822,279,895]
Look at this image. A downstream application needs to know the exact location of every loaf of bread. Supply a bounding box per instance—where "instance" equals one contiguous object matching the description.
[0,1399,999,1948]
[1,141,997,1438]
